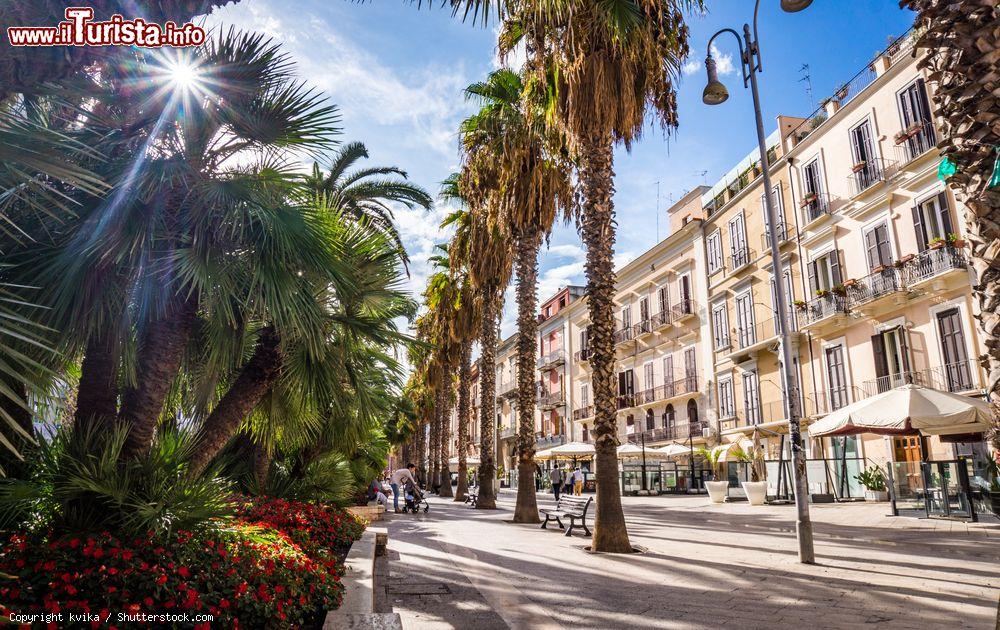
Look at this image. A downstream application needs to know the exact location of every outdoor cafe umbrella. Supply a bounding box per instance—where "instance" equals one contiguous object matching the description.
[535,441,595,461]
[616,443,669,459]
[808,383,991,438]
[655,443,692,457]
[448,456,480,472]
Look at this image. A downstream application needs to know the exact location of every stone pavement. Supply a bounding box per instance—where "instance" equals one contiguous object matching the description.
[380,490,1000,629]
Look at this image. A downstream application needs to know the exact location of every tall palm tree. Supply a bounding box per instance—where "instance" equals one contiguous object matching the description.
[305,141,433,269]
[460,68,576,522]
[903,0,1000,449]
[488,0,698,552]
[441,182,513,510]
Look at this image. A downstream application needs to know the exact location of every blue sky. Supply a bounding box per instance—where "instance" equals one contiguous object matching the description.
[206,0,915,339]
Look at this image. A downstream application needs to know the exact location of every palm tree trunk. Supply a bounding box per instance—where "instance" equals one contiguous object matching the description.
[73,330,120,437]
[430,404,440,493]
[120,294,198,459]
[454,343,472,502]
[513,230,543,523]
[188,326,282,477]
[579,132,632,553]
[437,382,454,498]
[0,376,34,476]
[905,0,1000,450]
[415,419,426,485]
[476,296,499,509]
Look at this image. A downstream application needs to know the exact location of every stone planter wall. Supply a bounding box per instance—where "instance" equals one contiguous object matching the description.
[323,526,401,630]
[346,504,385,523]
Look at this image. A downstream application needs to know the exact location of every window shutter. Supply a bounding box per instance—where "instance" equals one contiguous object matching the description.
[830,251,843,286]
[912,204,928,251]
[618,371,627,396]
[865,229,879,270]
[937,192,953,238]
[808,261,819,295]
[896,326,912,374]
[876,225,893,266]
[871,333,889,379]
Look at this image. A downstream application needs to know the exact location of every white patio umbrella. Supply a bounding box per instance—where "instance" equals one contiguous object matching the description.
[655,443,694,457]
[617,443,669,459]
[536,441,595,460]
[809,383,991,438]
[448,456,480,472]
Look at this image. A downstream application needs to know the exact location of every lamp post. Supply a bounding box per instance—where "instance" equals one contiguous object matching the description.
[703,0,816,564]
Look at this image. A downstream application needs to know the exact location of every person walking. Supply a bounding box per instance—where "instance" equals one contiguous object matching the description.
[572,466,584,496]
[549,466,564,502]
[390,463,417,513]
[563,465,573,496]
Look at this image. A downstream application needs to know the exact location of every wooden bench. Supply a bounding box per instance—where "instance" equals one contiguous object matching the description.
[540,496,593,537]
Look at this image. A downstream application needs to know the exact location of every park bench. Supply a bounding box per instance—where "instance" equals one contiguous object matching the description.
[540,496,593,537]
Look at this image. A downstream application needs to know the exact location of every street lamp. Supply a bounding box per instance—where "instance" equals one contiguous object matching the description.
[702,0,816,565]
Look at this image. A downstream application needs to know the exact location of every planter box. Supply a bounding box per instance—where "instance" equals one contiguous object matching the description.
[741,481,768,506]
[706,481,729,504]
[864,490,889,502]
[323,527,401,630]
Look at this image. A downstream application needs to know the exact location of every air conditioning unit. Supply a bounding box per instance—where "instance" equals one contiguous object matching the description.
[702,426,712,438]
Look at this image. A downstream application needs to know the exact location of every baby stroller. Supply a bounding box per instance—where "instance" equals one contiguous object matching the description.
[403,479,429,513]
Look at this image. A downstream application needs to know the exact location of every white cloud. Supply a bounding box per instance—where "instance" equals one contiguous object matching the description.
[682,44,736,77]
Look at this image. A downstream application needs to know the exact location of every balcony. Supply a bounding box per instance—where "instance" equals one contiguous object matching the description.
[572,405,594,421]
[719,400,788,432]
[797,293,850,332]
[538,349,566,371]
[846,265,905,310]
[613,326,635,346]
[574,347,591,363]
[893,121,937,166]
[799,192,832,226]
[728,248,755,274]
[671,300,701,325]
[762,223,796,250]
[903,245,968,289]
[497,381,518,400]
[622,376,700,411]
[725,317,790,364]
[626,421,708,445]
[499,426,515,439]
[538,388,566,411]
[847,157,894,197]
[652,310,672,329]
[535,433,566,450]
[861,359,982,398]
[633,318,655,339]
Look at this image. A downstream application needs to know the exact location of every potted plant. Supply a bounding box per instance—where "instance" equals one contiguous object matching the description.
[835,84,849,101]
[792,299,807,310]
[928,236,946,250]
[815,288,830,299]
[799,192,818,208]
[851,160,867,174]
[947,232,966,248]
[696,446,729,504]
[872,264,887,274]
[842,278,858,288]
[831,284,847,297]
[854,465,889,502]
[731,443,768,506]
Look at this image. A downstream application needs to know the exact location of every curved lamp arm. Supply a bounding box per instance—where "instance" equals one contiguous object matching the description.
[706,27,750,87]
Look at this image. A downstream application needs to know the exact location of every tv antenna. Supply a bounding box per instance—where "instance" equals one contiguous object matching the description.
[693,170,708,185]
[798,64,814,109]
[655,180,661,242]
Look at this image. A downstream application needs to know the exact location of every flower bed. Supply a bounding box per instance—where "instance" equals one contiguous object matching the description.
[0,499,365,628]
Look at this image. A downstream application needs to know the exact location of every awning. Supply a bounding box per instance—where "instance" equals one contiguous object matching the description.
[809,384,991,438]
[536,441,595,460]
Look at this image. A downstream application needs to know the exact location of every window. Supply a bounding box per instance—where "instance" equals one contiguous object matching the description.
[801,159,826,222]
[825,345,849,411]
[937,308,973,392]
[871,326,911,393]
[718,377,735,418]
[761,184,787,244]
[742,370,762,425]
[620,305,632,330]
[863,222,893,271]
[580,326,589,351]
[617,369,635,408]
[687,399,699,425]
[645,409,655,431]
[712,302,730,349]
[582,425,589,442]
[684,347,697,388]
[639,297,650,328]
[643,361,655,391]
[707,230,723,274]
[580,383,589,408]
[770,269,797,333]
[657,285,669,317]
[850,119,880,190]
[898,79,935,159]
[729,212,749,268]
[626,415,635,435]
[807,250,843,295]
[662,356,674,395]
[678,275,693,314]
[735,291,756,348]
[912,193,953,251]
[662,404,675,429]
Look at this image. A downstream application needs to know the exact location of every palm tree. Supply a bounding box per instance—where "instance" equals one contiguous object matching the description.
[487,0,698,552]
[460,68,576,522]
[903,0,1000,449]
[441,180,513,510]
[305,141,432,269]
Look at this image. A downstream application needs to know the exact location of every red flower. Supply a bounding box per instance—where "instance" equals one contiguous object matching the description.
[155,575,167,586]
[178,566,190,578]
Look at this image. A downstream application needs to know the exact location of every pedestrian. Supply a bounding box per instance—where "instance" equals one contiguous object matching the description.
[563,465,573,495]
[535,462,543,491]
[390,463,417,513]
[549,466,564,501]
[572,466,584,496]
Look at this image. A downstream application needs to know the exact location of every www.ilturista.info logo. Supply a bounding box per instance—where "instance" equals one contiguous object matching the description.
[7,7,206,47]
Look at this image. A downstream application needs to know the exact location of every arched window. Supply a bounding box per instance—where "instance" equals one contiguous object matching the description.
[663,404,675,428]
[687,399,699,424]
[645,409,655,431]
[582,425,590,442]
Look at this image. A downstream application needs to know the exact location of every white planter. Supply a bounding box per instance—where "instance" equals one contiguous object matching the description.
[741,481,768,506]
[865,489,889,502]
[706,481,729,504]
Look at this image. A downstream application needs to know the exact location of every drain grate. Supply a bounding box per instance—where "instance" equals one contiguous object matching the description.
[386,583,452,595]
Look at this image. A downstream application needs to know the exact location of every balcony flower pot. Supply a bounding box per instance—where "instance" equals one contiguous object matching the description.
[864,489,889,502]
[872,265,887,274]
[851,161,867,174]
[741,481,768,506]
[799,193,818,208]
[706,481,729,504]
[835,85,849,101]
[831,285,847,297]
[929,238,946,250]
[792,300,807,310]
[814,289,830,299]
[842,278,858,288]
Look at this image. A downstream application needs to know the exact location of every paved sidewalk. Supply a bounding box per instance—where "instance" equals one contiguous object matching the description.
[380,490,1000,629]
